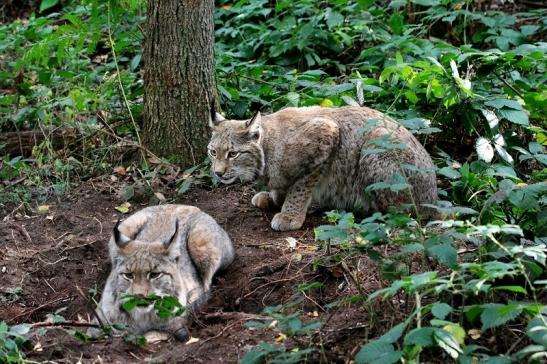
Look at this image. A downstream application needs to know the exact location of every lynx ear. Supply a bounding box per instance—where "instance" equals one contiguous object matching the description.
[164,220,181,258]
[245,111,262,140]
[113,219,131,248]
[209,103,226,128]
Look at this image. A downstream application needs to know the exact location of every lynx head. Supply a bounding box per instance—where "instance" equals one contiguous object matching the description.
[108,220,189,332]
[207,107,265,184]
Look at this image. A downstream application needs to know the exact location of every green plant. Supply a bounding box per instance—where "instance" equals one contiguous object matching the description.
[0,322,30,363]
[121,294,186,319]
[242,298,321,363]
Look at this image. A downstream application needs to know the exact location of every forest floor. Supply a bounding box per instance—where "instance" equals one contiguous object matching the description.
[0,177,397,363]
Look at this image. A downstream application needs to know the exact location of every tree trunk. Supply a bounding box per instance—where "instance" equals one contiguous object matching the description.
[142,0,216,167]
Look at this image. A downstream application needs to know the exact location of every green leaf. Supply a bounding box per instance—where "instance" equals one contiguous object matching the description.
[241,347,269,364]
[378,321,408,344]
[399,243,424,254]
[529,142,545,155]
[411,0,440,5]
[297,282,324,291]
[431,303,453,320]
[286,92,300,107]
[40,0,59,12]
[434,328,463,359]
[355,340,402,364]
[442,324,466,346]
[314,225,349,241]
[482,356,512,364]
[287,318,302,335]
[130,54,142,72]
[389,13,405,35]
[9,323,31,336]
[154,296,186,319]
[427,244,457,268]
[481,304,523,330]
[526,316,547,347]
[493,285,527,294]
[438,166,461,179]
[404,327,435,346]
[497,109,529,125]
[521,25,539,36]
[326,10,344,29]
[484,99,523,110]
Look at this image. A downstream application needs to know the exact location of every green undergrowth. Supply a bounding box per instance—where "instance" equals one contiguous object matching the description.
[0,0,546,363]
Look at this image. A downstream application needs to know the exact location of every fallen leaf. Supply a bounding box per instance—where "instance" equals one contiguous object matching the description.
[113,166,126,176]
[114,202,131,214]
[320,98,334,107]
[144,331,169,344]
[291,253,302,263]
[286,237,298,250]
[36,205,49,213]
[185,337,200,345]
[154,192,166,201]
[468,328,481,340]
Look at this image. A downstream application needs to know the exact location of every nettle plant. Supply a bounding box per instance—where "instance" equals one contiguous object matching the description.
[312,143,546,363]
[0,322,31,364]
[315,212,546,362]
[0,0,144,131]
[242,298,322,364]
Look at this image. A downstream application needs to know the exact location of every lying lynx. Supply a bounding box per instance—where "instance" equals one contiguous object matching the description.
[93,205,234,340]
[208,106,438,231]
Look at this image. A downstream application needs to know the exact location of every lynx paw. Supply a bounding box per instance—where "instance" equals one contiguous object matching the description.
[271,212,305,231]
[252,191,273,210]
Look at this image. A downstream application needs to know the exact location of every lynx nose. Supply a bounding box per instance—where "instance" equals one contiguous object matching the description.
[213,165,227,178]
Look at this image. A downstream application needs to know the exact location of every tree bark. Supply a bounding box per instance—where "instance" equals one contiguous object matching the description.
[142,0,216,167]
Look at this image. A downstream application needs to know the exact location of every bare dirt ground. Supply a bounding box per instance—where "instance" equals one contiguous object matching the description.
[0,178,393,363]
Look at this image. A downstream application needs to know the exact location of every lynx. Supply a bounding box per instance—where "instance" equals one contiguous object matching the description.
[208,106,438,231]
[92,205,234,340]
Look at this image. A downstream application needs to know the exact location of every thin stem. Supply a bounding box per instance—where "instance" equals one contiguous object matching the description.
[107,4,147,168]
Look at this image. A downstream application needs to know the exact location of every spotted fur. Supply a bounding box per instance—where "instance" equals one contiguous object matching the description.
[208,106,438,231]
[93,205,234,338]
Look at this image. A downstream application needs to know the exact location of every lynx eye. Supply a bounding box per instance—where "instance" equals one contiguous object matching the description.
[121,272,134,280]
[208,149,217,158]
[147,272,163,280]
[228,151,240,159]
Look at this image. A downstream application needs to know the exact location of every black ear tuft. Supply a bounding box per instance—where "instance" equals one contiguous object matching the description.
[210,101,216,124]
[209,101,226,127]
[245,110,261,128]
[165,219,180,249]
[113,219,131,248]
[113,219,121,243]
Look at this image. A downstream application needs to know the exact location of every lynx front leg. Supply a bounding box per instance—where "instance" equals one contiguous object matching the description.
[251,190,286,211]
[271,171,321,231]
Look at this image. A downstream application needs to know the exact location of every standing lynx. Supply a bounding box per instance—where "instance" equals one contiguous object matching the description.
[93,205,234,339]
[208,106,438,231]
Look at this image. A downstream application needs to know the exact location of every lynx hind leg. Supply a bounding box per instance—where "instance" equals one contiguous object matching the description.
[187,215,234,291]
[251,190,285,211]
[361,151,437,217]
